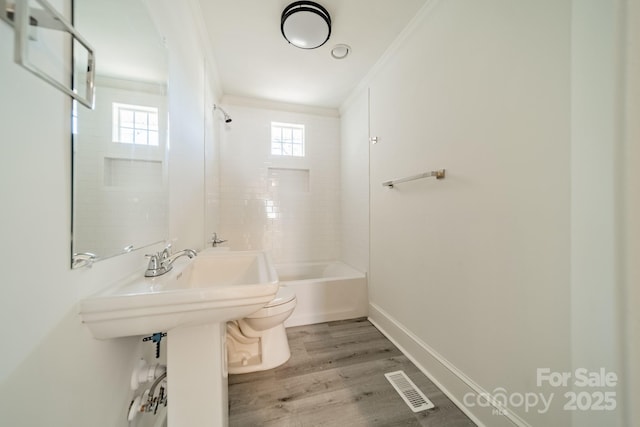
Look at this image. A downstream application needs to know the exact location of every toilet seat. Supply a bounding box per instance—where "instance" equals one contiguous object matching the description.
[264,286,296,308]
[245,287,296,319]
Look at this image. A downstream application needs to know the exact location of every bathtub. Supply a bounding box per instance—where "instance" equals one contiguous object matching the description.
[276,261,368,327]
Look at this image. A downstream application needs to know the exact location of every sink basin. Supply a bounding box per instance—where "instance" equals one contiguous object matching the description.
[80,251,279,339]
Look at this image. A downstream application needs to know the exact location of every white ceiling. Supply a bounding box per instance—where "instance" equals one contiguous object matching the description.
[197,0,429,109]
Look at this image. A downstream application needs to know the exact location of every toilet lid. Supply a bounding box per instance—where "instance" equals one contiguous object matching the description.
[265,286,296,307]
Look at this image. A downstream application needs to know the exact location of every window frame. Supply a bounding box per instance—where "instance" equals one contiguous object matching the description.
[270,122,305,157]
[112,102,160,146]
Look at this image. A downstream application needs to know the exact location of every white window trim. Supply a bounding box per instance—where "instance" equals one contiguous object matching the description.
[271,122,305,157]
[112,102,160,146]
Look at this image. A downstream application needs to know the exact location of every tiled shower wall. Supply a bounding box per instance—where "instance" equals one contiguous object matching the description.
[218,103,341,263]
[74,79,168,257]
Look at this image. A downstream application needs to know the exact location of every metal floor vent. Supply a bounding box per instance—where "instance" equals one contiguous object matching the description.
[384,370,435,413]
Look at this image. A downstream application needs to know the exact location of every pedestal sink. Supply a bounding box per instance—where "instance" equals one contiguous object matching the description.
[79,250,279,426]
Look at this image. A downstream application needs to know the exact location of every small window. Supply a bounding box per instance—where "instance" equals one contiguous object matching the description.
[112,103,159,146]
[271,122,305,157]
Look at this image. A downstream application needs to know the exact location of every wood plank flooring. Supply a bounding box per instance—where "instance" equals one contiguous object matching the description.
[228,318,476,427]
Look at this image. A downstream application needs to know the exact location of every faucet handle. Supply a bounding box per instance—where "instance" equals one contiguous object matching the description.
[160,243,172,261]
[145,253,160,270]
[145,253,169,277]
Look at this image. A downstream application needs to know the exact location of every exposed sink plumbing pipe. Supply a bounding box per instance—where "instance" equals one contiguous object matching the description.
[128,359,169,424]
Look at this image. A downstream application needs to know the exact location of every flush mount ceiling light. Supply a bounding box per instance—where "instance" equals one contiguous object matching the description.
[281,1,331,49]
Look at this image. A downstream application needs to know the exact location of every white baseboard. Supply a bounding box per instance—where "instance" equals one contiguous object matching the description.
[368,302,531,427]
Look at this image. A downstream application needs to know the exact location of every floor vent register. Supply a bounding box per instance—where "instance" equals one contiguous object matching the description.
[384,370,435,413]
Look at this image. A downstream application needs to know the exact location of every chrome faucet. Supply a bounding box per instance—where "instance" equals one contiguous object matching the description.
[163,249,197,270]
[145,247,197,277]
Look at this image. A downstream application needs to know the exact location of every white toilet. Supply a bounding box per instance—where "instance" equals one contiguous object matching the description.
[226,286,297,374]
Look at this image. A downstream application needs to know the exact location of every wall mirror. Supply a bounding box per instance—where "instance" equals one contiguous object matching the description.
[72,0,169,267]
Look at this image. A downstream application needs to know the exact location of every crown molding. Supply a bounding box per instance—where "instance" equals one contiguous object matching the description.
[222,94,340,118]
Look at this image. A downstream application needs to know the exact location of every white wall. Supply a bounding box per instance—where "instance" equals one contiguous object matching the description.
[343,0,588,425]
[217,98,341,263]
[204,62,222,244]
[340,89,369,273]
[623,0,640,424]
[153,2,208,251]
[341,0,633,425]
[570,1,625,426]
[0,0,214,425]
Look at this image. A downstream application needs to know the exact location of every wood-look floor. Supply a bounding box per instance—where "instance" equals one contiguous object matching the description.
[228,318,476,427]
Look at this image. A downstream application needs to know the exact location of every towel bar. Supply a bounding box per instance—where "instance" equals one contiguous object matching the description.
[382,169,445,188]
